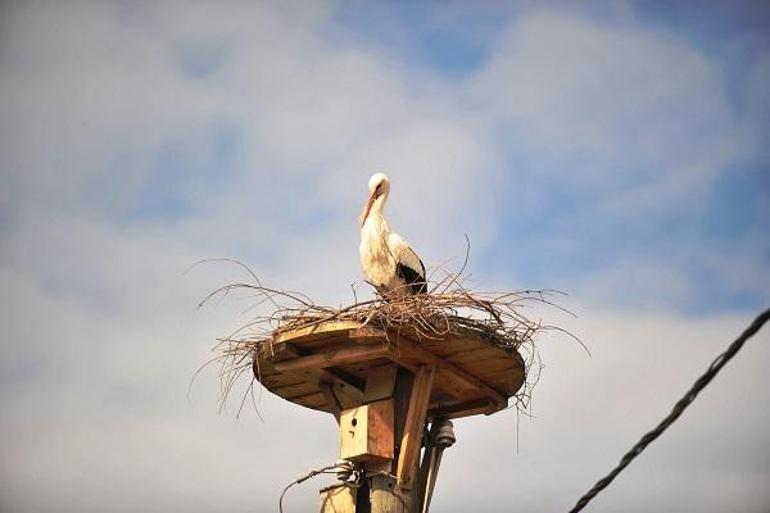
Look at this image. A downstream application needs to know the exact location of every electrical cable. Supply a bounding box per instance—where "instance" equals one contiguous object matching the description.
[567,307,770,512]
[278,460,358,513]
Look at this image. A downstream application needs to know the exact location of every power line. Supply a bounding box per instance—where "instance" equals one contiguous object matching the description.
[279,460,358,513]
[568,307,770,513]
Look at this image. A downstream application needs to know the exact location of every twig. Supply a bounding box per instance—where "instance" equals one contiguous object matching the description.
[199,256,580,419]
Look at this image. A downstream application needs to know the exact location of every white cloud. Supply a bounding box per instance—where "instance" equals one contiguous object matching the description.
[432,307,770,513]
[471,9,749,237]
[1,2,768,513]
[476,11,741,162]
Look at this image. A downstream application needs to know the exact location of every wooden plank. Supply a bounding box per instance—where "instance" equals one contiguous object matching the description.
[319,483,357,513]
[340,399,394,463]
[430,370,473,402]
[254,369,363,409]
[270,336,347,355]
[370,474,415,513]
[480,364,526,378]
[396,365,435,488]
[418,338,477,357]
[392,368,414,473]
[273,344,392,372]
[286,391,328,410]
[263,342,366,406]
[363,365,398,404]
[460,358,517,375]
[285,389,327,403]
[272,320,364,344]
[349,326,389,341]
[271,381,317,398]
[330,381,364,410]
[479,367,525,390]
[252,321,526,423]
[444,349,511,365]
[428,398,501,419]
[417,336,484,355]
[396,337,508,409]
[424,337,513,357]
[319,382,341,422]
[278,334,383,355]
[259,374,307,389]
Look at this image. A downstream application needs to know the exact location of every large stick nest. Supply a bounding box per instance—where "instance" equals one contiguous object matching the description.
[199,257,578,417]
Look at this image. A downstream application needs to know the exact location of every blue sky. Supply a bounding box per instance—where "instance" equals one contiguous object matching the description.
[325,1,770,315]
[56,0,769,314]
[1,2,769,512]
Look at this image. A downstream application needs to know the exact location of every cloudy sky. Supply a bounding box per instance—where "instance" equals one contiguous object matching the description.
[1,1,769,512]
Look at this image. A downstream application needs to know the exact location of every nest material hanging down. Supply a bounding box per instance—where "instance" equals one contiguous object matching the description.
[204,262,575,416]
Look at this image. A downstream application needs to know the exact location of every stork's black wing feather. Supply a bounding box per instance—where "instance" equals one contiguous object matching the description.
[396,261,428,295]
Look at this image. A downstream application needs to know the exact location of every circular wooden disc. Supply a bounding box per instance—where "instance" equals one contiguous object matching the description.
[253,320,525,419]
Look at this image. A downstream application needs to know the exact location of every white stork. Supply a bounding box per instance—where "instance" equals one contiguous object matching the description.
[359,173,427,295]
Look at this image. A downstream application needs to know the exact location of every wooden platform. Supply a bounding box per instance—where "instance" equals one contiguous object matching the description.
[253,320,525,419]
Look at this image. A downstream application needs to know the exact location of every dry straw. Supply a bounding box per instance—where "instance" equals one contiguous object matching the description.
[196,251,580,418]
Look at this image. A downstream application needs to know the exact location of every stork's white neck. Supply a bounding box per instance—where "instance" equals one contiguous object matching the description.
[362,206,390,238]
[370,193,387,217]
[360,200,395,289]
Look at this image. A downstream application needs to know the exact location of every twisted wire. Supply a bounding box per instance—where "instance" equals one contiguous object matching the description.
[568,308,770,512]
[279,460,358,513]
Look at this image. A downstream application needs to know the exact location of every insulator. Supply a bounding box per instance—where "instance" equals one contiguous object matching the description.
[434,419,456,448]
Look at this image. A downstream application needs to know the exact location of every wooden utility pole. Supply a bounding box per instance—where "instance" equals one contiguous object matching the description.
[253,321,525,513]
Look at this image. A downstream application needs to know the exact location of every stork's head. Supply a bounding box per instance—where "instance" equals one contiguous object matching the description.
[360,172,390,225]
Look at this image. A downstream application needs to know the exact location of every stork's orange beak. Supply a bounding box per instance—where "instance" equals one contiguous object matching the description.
[360,191,376,226]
